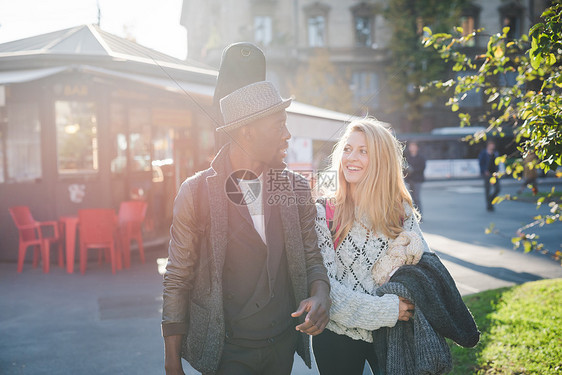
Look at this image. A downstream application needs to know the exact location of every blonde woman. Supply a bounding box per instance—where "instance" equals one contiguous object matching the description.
[313,118,430,375]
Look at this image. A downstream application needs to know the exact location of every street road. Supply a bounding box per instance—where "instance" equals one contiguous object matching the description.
[1,178,560,375]
[421,177,561,295]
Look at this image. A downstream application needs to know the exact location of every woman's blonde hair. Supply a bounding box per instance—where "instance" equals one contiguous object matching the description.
[328,117,415,241]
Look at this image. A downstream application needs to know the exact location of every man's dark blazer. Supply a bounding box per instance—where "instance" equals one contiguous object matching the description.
[162,144,329,374]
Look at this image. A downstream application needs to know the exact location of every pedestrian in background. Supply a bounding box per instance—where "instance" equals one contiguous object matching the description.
[478,140,501,212]
[404,141,426,216]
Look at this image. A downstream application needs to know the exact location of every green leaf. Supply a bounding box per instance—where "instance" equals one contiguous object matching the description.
[537,197,545,205]
[451,103,459,112]
[487,92,500,103]
[530,53,542,70]
[485,223,495,234]
[493,45,504,58]
[453,63,463,72]
[528,23,544,36]
[530,37,539,56]
[523,240,532,253]
[423,26,432,36]
[521,109,534,119]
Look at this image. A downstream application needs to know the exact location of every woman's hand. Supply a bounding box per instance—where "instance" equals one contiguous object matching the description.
[398,297,415,321]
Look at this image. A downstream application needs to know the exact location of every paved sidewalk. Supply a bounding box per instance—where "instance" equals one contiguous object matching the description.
[0,248,167,375]
[1,177,561,375]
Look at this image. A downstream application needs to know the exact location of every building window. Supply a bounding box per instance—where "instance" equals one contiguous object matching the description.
[499,2,523,40]
[254,16,272,46]
[351,3,375,47]
[460,16,476,46]
[152,127,174,166]
[56,101,98,174]
[351,72,379,108]
[110,103,127,175]
[308,15,326,47]
[304,3,330,48]
[461,16,475,34]
[456,71,483,108]
[460,3,481,47]
[129,107,152,173]
[354,16,372,47]
[502,15,521,39]
[151,127,175,184]
[0,103,42,183]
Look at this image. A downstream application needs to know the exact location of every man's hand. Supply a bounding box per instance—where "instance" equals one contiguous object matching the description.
[291,280,331,336]
[398,297,415,322]
[164,335,185,375]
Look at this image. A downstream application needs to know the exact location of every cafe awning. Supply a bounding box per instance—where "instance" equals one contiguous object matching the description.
[0,67,68,84]
[0,65,215,101]
[78,65,215,98]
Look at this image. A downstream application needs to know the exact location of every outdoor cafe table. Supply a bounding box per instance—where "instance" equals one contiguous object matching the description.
[59,216,79,273]
[59,212,123,274]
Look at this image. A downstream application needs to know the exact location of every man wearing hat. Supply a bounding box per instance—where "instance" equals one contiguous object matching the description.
[162,81,331,375]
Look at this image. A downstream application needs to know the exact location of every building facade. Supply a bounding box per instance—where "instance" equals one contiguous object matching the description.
[180,0,550,132]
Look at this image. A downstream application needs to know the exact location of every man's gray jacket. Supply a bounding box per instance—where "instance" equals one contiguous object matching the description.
[162,145,330,374]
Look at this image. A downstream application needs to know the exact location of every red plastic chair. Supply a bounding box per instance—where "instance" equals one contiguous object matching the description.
[9,206,62,273]
[78,209,121,274]
[118,200,147,268]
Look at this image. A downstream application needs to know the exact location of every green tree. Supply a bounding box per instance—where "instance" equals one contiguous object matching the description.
[383,0,467,132]
[424,2,562,263]
[289,49,354,114]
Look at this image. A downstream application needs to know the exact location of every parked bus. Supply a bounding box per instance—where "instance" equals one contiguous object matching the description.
[397,127,517,179]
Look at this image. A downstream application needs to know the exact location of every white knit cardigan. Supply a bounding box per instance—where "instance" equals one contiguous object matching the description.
[315,202,430,342]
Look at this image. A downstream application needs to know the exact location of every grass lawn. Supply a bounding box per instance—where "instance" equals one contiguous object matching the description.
[515,189,562,203]
[449,278,562,374]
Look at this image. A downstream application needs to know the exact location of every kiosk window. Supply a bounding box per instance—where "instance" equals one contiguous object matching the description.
[56,101,98,174]
[0,103,42,183]
[129,107,151,172]
[110,103,127,175]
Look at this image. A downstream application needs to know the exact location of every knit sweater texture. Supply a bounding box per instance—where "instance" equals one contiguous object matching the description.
[315,202,430,342]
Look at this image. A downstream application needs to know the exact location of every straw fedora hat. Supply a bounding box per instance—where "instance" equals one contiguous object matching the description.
[217,81,292,132]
